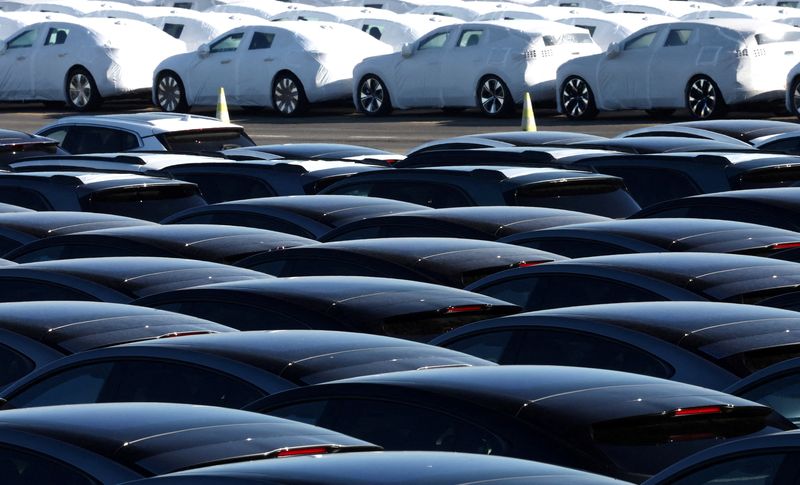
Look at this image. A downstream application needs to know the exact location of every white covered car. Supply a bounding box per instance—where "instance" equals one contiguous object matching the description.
[354,20,600,116]
[0,18,185,110]
[153,21,392,116]
[557,18,800,119]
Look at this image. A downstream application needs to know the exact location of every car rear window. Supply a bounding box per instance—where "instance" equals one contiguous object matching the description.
[0,143,61,165]
[737,166,800,189]
[755,31,800,44]
[157,129,255,152]
[511,181,641,218]
[82,185,206,222]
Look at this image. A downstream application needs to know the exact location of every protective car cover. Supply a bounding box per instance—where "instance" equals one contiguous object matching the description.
[558,12,674,49]
[599,0,722,17]
[557,18,800,113]
[21,0,134,16]
[408,0,525,20]
[476,5,600,21]
[149,12,270,50]
[210,0,302,20]
[0,17,185,102]
[681,5,798,21]
[345,11,462,51]
[0,10,72,39]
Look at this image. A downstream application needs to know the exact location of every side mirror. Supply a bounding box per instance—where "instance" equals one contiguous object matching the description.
[0,41,7,55]
[401,42,413,58]
[198,43,210,58]
[606,42,621,59]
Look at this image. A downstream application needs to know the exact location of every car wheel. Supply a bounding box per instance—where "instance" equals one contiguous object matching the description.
[65,67,102,111]
[790,76,800,119]
[272,72,308,117]
[477,75,514,117]
[686,75,726,119]
[560,76,598,120]
[357,75,391,116]
[156,71,189,113]
[644,108,675,119]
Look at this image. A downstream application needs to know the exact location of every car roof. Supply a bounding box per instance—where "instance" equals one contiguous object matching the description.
[0,300,234,354]
[0,129,57,147]
[640,187,800,213]
[0,211,153,238]
[0,402,377,476]
[620,120,800,144]
[126,450,629,484]
[124,330,493,385]
[229,143,398,160]
[0,171,196,190]
[36,113,244,136]
[414,165,610,182]
[570,136,756,153]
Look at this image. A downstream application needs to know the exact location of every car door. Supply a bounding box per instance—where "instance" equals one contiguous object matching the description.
[188,30,244,106]
[393,27,452,107]
[648,27,697,108]
[0,28,39,100]
[441,27,488,106]
[236,28,278,108]
[596,26,664,109]
[35,26,72,101]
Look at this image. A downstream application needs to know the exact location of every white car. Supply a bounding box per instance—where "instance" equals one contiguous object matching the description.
[153,21,392,116]
[0,10,72,38]
[557,18,800,119]
[0,18,185,110]
[353,20,600,116]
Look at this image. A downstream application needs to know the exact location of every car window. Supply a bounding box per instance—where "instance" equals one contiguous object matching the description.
[664,29,692,47]
[519,237,630,258]
[370,182,471,208]
[737,371,800,425]
[592,166,701,208]
[163,23,184,39]
[624,31,657,50]
[12,244,136,263]
[0,446,99,485]
[0,343,35,387]
[757,137,800,155]
[755,31,800,44]
[44,27,69,46]
[82,185,206,222]
[665,452,800,485]
[576,24,597,36]
[171,212,313,238]
[249,32,274,50]
[362,24,383,40]
[457,30,483,47]
[441,330,515,363]
[151,300,312,331]
[7,29,36,49]
[60,126,139,154]
[6,362,115,408]
[171,173,275,204]
[37,127,67,144]
[270,398,506,454]
[0,279,96,302]
[418,31,449,50]
[210,32,244,53]
[0,188,52,211]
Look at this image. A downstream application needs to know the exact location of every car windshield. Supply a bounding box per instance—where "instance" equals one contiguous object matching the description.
[82,185,207,222]
[511,181,641,218]
[157,129,255,152]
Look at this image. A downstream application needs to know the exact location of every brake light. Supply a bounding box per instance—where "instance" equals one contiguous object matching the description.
[443,305,485,314]
[515,260,545,268]
[672,405,724,417]
[770,242,800,250]
[275,446,330,458]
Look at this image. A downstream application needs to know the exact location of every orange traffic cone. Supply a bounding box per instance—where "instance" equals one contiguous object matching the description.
[521,92,536,132]
[216,87,230,123]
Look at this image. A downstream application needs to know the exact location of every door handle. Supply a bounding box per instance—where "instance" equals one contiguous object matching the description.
[263,57,274,62]
[16,56,25,61]
[220,59,231,64]
[58,53,67,58]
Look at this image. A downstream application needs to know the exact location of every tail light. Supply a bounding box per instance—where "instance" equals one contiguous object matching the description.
[274,446,331,458]
[769,242,800,250]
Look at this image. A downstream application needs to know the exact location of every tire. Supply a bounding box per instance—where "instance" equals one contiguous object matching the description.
[65,67,102,111]
[357,75,391,116]
[272,72,308,116]
[155,71,189,113]
[686,75,726,120]
[789,76,800,119]
[644,108,675,119]
[560,76,598,120]
[477,75,514,117]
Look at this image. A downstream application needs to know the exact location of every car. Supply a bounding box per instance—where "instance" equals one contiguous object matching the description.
[643,430,800,484]
[616,119,800,150]
[0,256,270,303]
[557,19,800,119]
[318,166,641,217]
[464,252,800,312]
[321,206,610,242]
[632,187,800,232]
[162,195,427,239]
[122,451,632,485]
[498,217,800,260]
[35,112,255,154]
[0,18,185,110]
[133,275,520,341]
[246,365,794,482]
[431,301,800,391]
[0,300,235,388]
[236,237,566,287]
[225,143,404,165]
[567,136,755,153]
[353,20,601,117]
[0,211,155,256]
[0,128,66,165]
[0,171,206,221]
[153,21,392,116]
[0,402,380,483]
[404,130,609,156]
[9,153,385,203]
[0,329,494,410]
[3,224,316,264]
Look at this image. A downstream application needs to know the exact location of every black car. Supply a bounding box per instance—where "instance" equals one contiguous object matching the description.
[9,153,384,203]
[431,301,800,391]
[0,329,493,410]
[0,300,234,388]
[0,256,270,303]
[643,430,800,485]
[162,195,427,239]
[247,365,793,482]
[321,206,610,242]
[318,166,640,217]
[4,224,316,264]
[0,402,378,483]
[0,211,153,256]
[405,130,609,155]
[465,252,800,312]
[133,276,520,340]
[498,218,800,261]
[124,451,631,485]
[0,170,206,221]
[225,143,402,165]
[632,187,800,232]
[237,237,565,287]
[568,136,756,154]
[0,128,66,165]
[394,146,619,169]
